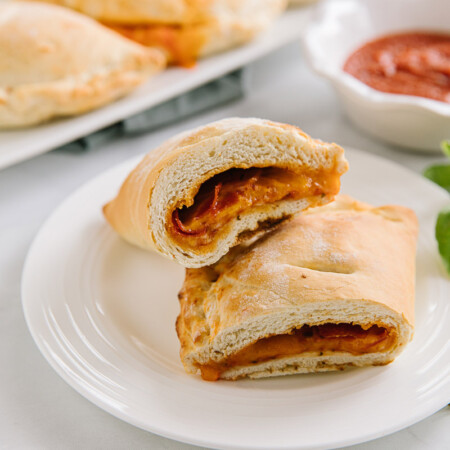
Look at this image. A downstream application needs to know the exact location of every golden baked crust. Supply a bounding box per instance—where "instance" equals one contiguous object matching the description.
[0,2,165,128]
[30,0,217,25]
[289,0,318,5]
[103,118,348,268]
[30,0,287,26]
[176,195,418,380]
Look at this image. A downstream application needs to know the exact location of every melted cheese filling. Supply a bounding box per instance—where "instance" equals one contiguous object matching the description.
[199,323,396,381]
[105,23,206,67]
[167,167,341,249]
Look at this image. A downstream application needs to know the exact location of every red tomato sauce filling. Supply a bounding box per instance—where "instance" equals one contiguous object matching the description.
[199,323,395,381]
[167,167,341,248]
[105,23,206,67]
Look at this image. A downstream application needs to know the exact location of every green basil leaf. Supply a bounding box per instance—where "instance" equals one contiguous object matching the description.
[441,140,450,159]
[423,165,450,192]
[436,208,450,274]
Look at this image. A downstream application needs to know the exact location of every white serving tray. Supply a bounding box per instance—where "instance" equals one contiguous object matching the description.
[0,7,311,170]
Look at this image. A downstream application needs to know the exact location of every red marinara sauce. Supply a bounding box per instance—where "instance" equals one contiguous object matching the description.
[343,32,450,103]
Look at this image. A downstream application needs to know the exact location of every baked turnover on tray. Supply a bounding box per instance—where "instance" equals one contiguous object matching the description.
[0,2,165,128]
[103,118,348,268]
[176,196,418,380]
[32,0,287,66]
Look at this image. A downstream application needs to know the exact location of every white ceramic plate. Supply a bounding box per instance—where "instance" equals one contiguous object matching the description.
[22,148,450,449]
[0,7,311,170]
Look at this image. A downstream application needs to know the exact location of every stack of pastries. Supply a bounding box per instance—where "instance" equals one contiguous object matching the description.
[0,0,289,127]
[0,1,165,128]
[33,0,288,66]
[104,118,418,381]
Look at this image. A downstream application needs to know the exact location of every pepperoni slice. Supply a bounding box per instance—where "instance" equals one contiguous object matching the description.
[172,209,206,236]
[172,182,223,235]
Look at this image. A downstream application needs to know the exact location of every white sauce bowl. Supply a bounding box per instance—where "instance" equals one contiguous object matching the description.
[302,0,450,152]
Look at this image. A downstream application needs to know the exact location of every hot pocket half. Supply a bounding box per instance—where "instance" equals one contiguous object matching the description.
[103,118,348,268]
[176,196,418,380]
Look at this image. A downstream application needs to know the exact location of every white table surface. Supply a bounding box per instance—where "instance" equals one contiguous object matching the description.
[1,42,449,450]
